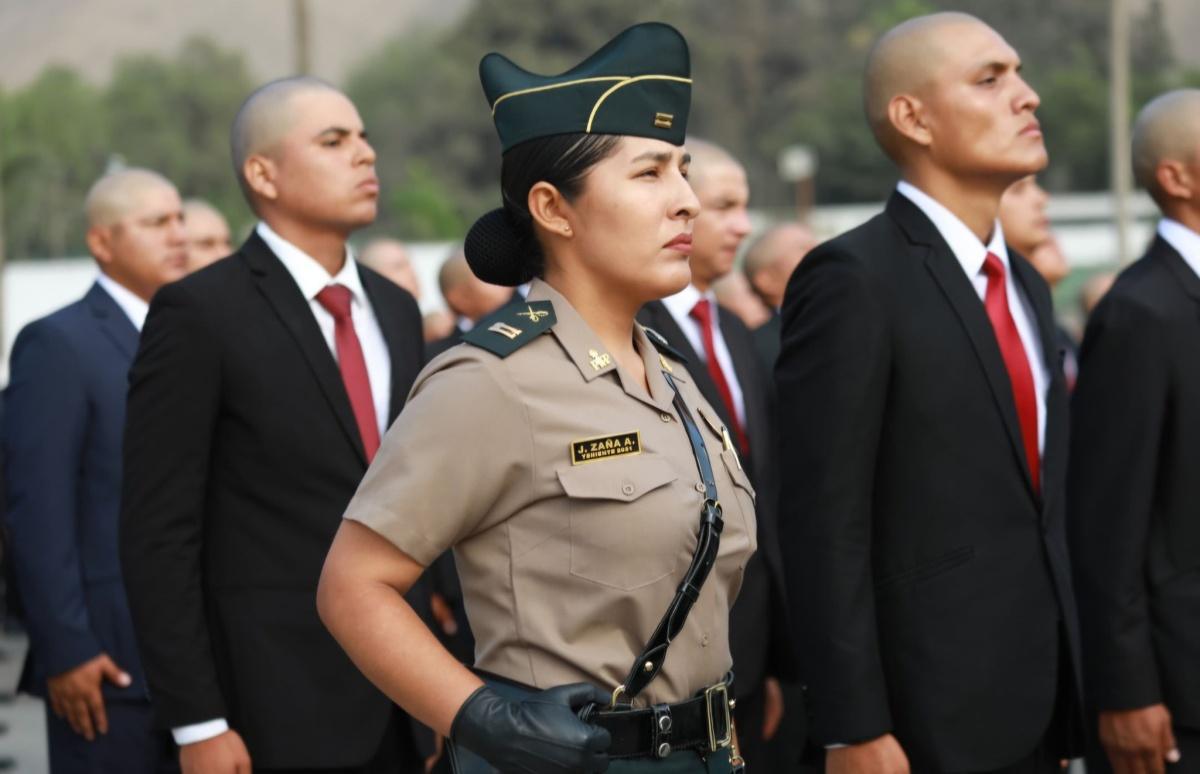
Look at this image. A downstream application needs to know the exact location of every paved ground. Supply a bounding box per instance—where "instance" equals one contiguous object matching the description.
[0,632,45,773]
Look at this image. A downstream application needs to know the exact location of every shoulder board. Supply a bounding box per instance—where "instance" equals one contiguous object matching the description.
[640,325,689,364]
[461,300,557,358]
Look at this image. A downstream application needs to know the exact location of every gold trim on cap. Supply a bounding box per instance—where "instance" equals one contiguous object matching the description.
[490,76,627,116]
[585,75,692,133]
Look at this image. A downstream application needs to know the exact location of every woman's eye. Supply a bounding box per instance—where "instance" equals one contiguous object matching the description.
[638,168,660,179]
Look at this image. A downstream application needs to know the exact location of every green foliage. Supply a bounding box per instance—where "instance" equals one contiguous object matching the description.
[0,37,252,259]
[0,0,1191,258]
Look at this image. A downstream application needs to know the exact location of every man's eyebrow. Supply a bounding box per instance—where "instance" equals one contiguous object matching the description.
[315,126,353,139]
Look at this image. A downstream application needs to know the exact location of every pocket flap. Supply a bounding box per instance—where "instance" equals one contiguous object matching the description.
[557,454,678,502]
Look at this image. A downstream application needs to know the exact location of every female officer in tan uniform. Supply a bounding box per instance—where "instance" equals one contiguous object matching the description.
[318,23,757,774]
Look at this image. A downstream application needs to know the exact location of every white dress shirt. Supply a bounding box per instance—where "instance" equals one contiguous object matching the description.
[257,221,391,437]
[898,181,1048,454]
[95,272,149,332]
[660,283,747,427]
[171,223,392,747]
[1157,218,1200,281]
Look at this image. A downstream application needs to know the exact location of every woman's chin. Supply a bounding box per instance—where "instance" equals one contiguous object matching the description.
[644,261,692,301]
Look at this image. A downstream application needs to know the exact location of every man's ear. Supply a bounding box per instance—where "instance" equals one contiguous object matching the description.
[888,94,932,150]
[528,182,574,239]
[1155,159,1193,202]
[243,154,279,202]
[86,225,115,267]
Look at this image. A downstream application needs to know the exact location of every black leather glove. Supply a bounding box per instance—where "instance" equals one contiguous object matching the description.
[450,682,612,773]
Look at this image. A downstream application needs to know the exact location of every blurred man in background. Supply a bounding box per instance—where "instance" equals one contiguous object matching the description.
[360,237,421,301]
[3,168,187,774]
[1080,271,1116,319]
[119,77,425,774]
[425,248,509,360]
[1069,88,1200,774]
[713,272,772,331]
[638,137,798,769]
[742,222,818,367]
[182,199,233,272]
[999,175,1077,386]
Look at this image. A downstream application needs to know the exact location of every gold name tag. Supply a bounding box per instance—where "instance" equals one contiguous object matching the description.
[571,431,641,465]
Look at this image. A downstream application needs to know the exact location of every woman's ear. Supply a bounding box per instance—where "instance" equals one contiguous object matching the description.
[528,182,574,238]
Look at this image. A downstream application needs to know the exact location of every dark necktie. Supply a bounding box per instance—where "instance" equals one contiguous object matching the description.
[688,298,750,455]
[982,253,1039,492]
[315,284,381,462]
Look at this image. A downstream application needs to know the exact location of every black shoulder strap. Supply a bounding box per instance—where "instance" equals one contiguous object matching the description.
[461,300,556,358]
[641,324,690,365]
[612,369,724,705]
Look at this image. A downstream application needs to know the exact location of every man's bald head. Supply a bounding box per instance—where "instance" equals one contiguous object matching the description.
[230,76,342,194]
[743,222,818,308]
[361,238,419,298]
[439,249,510,323]
[1132,89,1200,206]
[85,168,177,228]
[864,12,988,161]
[684,137,742,189]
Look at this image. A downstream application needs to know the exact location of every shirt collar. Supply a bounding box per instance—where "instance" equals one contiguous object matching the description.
[527,279,680,408]
[896,180,1009,278]
[255,221,367,307]
[1158,219,1200,281]
[661,283,717,323]
[95,272,149,331]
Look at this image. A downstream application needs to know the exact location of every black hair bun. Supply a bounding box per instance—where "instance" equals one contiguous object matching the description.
[464,208,536,287]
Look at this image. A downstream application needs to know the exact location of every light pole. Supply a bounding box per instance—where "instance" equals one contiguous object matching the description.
[1110,0,1132,266]
[293,0,312,75]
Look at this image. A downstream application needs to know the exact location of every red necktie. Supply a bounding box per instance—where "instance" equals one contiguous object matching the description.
[316,284,381,462]
[982,253,1039,492]
[689,298,750,455]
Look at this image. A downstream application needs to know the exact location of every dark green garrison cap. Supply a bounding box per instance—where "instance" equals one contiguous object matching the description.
[480,22,691,152]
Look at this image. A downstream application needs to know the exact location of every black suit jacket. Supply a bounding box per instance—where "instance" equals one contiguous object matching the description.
[776,193,1083,770]
[120,233,424,768]
[1068,235,1200,729]
[751,311,782,369]
[637,300,795,694]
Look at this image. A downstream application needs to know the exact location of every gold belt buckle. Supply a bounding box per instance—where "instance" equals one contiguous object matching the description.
[704,681,732,751]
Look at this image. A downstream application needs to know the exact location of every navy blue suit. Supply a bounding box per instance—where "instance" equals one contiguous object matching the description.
[3,282,173,773]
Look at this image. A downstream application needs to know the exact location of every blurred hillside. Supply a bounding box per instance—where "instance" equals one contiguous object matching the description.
[0,0,471,87]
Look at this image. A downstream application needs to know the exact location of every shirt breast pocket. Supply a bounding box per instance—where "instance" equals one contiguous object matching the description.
[557,454,684,591]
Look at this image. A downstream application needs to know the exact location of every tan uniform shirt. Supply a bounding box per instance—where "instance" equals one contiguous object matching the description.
[343,279,757,705]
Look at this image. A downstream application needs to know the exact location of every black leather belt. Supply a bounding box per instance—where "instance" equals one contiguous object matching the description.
[591,677,734,760]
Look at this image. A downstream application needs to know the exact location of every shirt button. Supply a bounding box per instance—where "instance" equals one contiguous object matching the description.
[622,483,635,496]
[659,412,673,423]
[694,482,706,493]
[701,633,710,647]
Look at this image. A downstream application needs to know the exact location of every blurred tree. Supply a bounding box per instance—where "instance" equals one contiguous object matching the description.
[348,0,1180,228]
[106,37,253,237]
[0,0,1190,258]
[0,67,109,258]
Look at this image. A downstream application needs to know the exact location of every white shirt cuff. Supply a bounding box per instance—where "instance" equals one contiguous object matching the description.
[172,718,230,745]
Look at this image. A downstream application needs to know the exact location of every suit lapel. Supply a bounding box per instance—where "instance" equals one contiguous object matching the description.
[358,265,409,424]
[85,282,139,361]
[242,233,367,465]
[888,193,1036,499]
